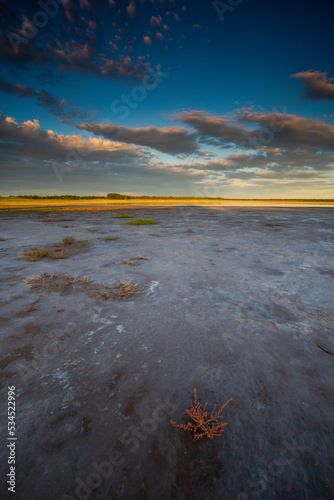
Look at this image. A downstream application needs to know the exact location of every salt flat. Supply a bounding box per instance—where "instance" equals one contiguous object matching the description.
[0,206,333,499]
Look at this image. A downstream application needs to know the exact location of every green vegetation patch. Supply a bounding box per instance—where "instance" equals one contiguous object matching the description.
[105,236,119,241]
[126,219,157,225]
[62,236,76,244]
[114,214,133,218]
[61,236,87,246]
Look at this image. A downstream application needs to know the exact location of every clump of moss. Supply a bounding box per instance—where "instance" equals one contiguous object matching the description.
[126,219,157,225]
[62,236,76,244]
[105,236,119,241]
[114,214,133,218]
[61,236,87,246]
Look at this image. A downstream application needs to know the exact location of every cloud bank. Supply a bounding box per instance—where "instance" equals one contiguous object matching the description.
[291,70,334,100]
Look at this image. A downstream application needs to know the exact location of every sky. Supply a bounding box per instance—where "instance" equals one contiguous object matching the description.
[0,0,334,198]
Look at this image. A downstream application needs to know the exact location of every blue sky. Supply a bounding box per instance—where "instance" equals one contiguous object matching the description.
[0,0,334,197]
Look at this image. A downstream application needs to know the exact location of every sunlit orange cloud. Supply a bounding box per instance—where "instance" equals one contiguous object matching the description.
[1,114,145,156]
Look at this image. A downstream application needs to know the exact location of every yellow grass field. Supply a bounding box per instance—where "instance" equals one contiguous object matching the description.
[1,197,334,210]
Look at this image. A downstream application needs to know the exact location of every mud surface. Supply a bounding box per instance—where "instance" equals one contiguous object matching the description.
[0,206,333,500]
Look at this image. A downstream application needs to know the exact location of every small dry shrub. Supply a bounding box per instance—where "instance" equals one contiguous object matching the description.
[122,259,140,266]
[171,389,232,440]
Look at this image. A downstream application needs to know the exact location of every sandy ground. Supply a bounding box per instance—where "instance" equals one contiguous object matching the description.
[0,206,333,500]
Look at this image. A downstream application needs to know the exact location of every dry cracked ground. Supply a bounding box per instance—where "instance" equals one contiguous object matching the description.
[0,206,333,500]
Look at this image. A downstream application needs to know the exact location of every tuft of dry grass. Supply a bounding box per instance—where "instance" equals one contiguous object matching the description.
[0,237,4,241]
[24,273,145,300]
[23,247,69,261]
[122,254,151,266]
[263,223,288,227]
[25,273,77,292]
[122,259,140,266]
[92,281,144,300]
[43,218,74,222]
[52,250,70,258]
[132,254,151,260]
[26,304,37,312]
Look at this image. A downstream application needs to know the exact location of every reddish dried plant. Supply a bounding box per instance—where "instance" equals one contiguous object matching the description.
[171,389,232,440]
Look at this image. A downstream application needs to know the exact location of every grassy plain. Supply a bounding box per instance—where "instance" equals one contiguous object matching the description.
[0,196,333,211]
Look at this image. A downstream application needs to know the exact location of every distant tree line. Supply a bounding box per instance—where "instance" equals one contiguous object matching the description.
[1,193,226,200]
[3,195,105,199]
[106,193,131,199]
[1,194,333,201]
